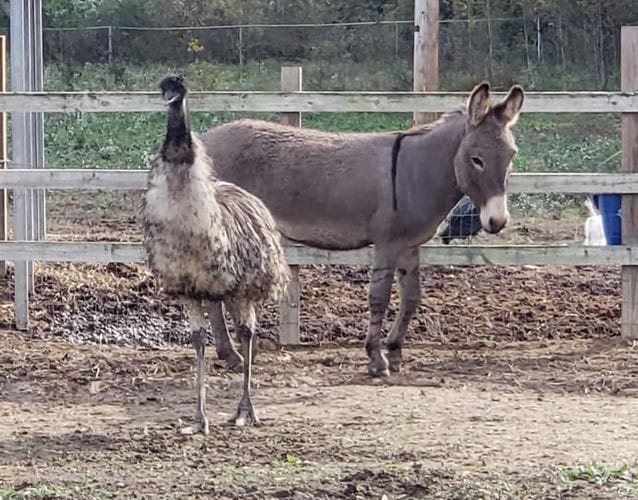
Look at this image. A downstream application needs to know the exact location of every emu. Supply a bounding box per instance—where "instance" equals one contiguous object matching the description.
[142,75,289,434]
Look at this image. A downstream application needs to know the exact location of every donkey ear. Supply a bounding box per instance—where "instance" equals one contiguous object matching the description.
[467,82,492,126]
[494,85,524,126]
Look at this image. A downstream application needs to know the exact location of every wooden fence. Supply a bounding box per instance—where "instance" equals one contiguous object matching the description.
[1,26,638,343]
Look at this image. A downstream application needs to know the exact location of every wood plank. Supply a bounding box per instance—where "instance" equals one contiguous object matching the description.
[1,241,637,267]
[2,170,637,194]
[621,26,638,339]
[280,67,302,127]
[0,169,148,189]
[279,265,300,345]
[413,0,439,124]
[0,91,635,114]
[507,172,632,193]
[9,1,30,330]
[278,67,302,345]
[0,35,6,278]
[622,267,638,339]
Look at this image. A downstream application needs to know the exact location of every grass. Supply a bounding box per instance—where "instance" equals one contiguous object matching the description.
[0,484,103,499]
[37,61,622,218]
[558,461,637,495]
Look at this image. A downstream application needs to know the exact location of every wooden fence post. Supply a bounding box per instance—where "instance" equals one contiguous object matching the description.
[413,0,439,125]
[278,66,302,346]
[621,26,638,339]
[10,0,31,330]
[0,36,7,279]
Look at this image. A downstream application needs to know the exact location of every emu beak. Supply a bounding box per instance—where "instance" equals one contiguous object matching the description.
[161,90,180,105]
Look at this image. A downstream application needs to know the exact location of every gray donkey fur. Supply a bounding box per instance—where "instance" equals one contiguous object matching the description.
[200,82,524,377]
[142,75,289,433]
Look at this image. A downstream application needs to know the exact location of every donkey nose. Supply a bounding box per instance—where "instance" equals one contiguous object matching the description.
[487,216,507,233]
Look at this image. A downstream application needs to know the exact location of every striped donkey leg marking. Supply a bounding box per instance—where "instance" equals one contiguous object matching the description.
[386,247,420,373]
[365,248,399,378]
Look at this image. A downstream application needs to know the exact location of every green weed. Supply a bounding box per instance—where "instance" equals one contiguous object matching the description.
[272,453,300,467]
[559,460,636,492]
[0,484,88,499]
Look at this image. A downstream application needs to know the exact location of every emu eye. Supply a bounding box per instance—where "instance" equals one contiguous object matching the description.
[471,156,484,172]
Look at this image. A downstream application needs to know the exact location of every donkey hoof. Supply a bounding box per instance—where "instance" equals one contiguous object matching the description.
[367,360,390,378]
[219,351,244,373]
[388,350,402,373]
[226,358,244,373]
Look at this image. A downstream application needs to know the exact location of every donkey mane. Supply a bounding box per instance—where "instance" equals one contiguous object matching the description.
[390,109,465,210]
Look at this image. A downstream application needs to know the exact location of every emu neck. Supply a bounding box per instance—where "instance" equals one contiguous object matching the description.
[161,99,194,164]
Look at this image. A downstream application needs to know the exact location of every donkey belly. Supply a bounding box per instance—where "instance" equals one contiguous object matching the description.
[280,222,372,250]
[209,162,376,251]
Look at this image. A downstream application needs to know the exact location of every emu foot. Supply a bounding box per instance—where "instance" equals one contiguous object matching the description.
[229,402,260,427]
[179,415,210,436]
[387,346,402,374]
[367,351,390,378]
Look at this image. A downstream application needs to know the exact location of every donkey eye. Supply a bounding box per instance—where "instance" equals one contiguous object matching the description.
[471,156,484,171]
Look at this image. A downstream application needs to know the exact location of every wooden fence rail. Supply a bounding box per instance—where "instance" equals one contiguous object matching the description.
[0,169,636,193]
[1,241,637,267]
[0,90,635,114]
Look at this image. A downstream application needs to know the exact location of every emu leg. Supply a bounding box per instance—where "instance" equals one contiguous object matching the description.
[227,302,260,426]
[386,247,420,373]
[206,300,243,372]
[180,298,210,435]
[365,248,399,377]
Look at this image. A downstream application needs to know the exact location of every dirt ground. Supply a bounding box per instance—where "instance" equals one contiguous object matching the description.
[2,331,638,499]
[1,192,638,499]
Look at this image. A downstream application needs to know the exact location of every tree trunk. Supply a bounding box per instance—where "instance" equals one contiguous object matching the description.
[486,0,495,81]
[536,16,542,62]
[598,3,607,88]
[522,2,531,77]
[558,12,566,72]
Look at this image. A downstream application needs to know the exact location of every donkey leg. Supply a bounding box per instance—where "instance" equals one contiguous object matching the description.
[386,247,421,373]
[205,300,243,373]
[365,248,398,378]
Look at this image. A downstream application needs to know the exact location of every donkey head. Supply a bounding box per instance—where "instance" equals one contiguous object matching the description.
[454,82,524,234]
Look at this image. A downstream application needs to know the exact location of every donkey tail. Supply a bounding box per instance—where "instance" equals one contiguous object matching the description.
[391,133,405,211]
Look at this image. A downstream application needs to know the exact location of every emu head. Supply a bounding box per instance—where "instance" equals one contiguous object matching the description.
[159,75,187,105]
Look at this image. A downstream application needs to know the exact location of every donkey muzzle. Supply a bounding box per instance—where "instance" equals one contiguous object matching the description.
[480,195,510,233]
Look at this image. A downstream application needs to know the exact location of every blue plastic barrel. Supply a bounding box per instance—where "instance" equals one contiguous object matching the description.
[598,194,622,245]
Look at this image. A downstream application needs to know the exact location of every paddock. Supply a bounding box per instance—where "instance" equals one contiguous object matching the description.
[1,20,638,500]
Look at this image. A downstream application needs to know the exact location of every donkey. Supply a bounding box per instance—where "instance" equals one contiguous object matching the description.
[200,82,524,377]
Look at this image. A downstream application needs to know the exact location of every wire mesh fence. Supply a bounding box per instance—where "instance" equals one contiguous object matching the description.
[433,194,606,248]
[0,16,616,91]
